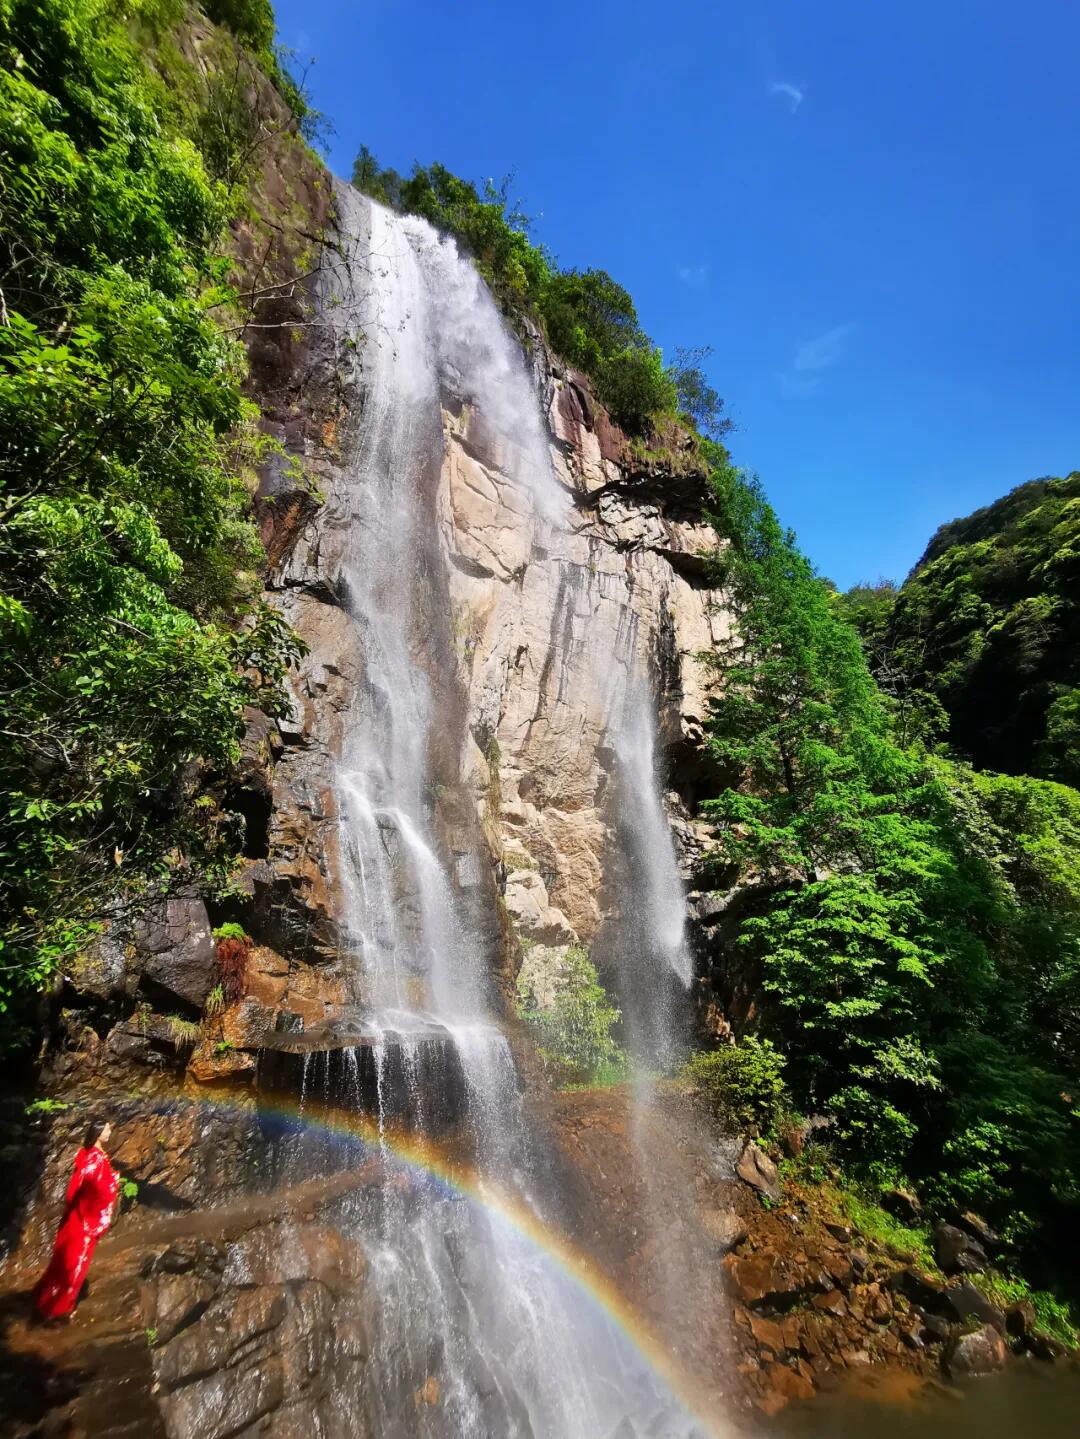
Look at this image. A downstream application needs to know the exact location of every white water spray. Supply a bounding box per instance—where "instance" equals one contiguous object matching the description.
[297,181,710,1438]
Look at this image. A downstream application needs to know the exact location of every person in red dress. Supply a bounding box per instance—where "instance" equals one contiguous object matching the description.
[34,1119,120,1321]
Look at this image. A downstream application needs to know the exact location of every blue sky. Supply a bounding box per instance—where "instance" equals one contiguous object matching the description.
[273,0,1080,587]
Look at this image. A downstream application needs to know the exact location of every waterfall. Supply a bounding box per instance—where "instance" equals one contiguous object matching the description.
[606,670,693,1068]
[282,182,711,1438]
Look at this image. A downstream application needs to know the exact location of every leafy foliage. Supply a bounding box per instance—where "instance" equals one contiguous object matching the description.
[0,0,303,1043]
[203,0,274,51]
[698,445,1080,1261]
[516,946,625,1080]
[845,474,1080,782]
[350,152,725,438]
[667,346,733,441]
[683,1037,787,1134]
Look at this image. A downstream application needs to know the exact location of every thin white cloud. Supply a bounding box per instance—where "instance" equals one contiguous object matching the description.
[677,263,709,288]
[793,322,857,373]
[779,322,858,396]
[769,80,804,113]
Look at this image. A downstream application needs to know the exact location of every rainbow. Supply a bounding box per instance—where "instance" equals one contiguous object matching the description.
[111,1086,727,1437]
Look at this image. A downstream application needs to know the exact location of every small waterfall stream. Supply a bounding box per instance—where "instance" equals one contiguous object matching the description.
[278,184,710,1438]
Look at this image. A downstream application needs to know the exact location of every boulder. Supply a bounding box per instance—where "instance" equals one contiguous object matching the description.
[942,1280,1005,1335]
[889,1267,948,1314]
[748,1314,786,1354]
[946,1323,1008,1378]
[918,1313,952,1344]
[933,1221,988,1275]
[951,1209,1000,1252]
[701,1208,748,1253]
[811,1289,847,1318]
[881,1186,923,1225]
[867,1286,894,1324]
[735,1142,782,1203]
[136,895,217,1010]
[726,1250,801,1307]
[187,1044,257,1085]
[1005,1300,1036,1340]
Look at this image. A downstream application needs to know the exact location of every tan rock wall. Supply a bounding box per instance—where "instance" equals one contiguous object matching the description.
[440,360,728,950]
[257,201,731,993]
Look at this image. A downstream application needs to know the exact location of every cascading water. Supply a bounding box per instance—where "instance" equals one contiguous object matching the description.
[275,181,714,1438]
[606,666,693,1068]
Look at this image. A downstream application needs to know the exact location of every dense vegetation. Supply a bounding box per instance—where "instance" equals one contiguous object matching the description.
[698,443,1080,1282]
[515,944,627,1084]
[0,0,306,1043]
[840,473,1080,783]
[2,0,1076,1320]
[350,149,731,440]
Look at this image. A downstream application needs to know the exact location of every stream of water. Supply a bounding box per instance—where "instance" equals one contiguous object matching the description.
[296,183,708,1438]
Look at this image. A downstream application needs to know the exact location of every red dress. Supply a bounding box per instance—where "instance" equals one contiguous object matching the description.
[34,1147,119,1319]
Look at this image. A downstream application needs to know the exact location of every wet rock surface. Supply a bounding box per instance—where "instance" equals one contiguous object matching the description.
[946,1323,1009,1377]
[146,1221,369,1439]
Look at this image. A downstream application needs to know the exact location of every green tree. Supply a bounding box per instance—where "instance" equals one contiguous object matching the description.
[0,0,303,1042]
[516,947,625,1079]
[879,473,1080,780]
[349,149,683,434]
[698,446,1080,1253]
[667,346,733,440]
[683,1037,787,1135]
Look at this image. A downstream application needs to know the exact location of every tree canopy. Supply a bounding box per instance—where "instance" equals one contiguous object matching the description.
[0,0,303,1042]
[700,445,1080,1261]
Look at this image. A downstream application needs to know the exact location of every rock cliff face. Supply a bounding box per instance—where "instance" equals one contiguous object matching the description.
[252,183,729,1028]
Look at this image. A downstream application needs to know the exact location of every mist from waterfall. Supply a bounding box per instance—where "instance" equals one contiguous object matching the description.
[332,192,563,1029]
[298,182,710,1438]
[608,670,693,1069]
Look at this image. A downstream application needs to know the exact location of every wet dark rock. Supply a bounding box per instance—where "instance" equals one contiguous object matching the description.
[918,1312,952,1344]
[1025,1329,1067,1362]
[934,1220,988,1274]
[889,1267,948,1313]
[148,1219,371,1439]
[151,1274,217,1343]
[942,1280,1006,1334]
[136,895,217,1011]
[825,1222,853,1243]
[257,1020,470,1135]
[951,1209,1000,1252]
[946,1323,1008,1377]
[736,1141,782,1203]
[147,1238,227,1279]
[881,1186,923,1225]
[163,1354,286,1439]
[1005,1299,1036,1339]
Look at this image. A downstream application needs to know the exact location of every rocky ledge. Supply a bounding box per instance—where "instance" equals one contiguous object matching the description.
[722,1146,1075,1416]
